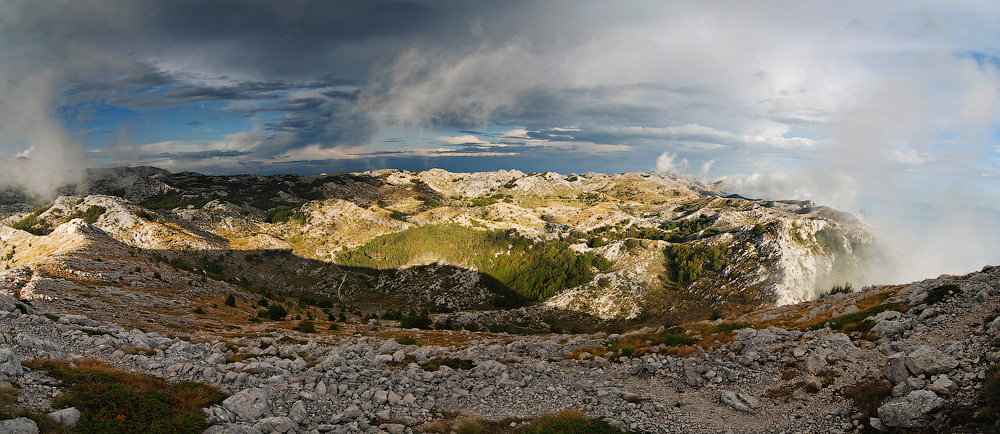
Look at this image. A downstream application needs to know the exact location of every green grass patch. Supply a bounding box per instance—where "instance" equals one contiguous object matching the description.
[142,192,210,210]
[335,224,612,301]
[70,205,106,224]
[23,358,225,434]
[664,242,729,286]
[815,227,846,256]
[817,302,908,334]
[11,203,53,235]
[267,206,308,224]
[923,284,960,305]
[712,322,751,334]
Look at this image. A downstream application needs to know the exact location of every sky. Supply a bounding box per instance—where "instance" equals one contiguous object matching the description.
[1,0,1000,280]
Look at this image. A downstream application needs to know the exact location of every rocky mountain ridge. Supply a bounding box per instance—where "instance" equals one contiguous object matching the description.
[0,166,995,433]
[1,167,887,323]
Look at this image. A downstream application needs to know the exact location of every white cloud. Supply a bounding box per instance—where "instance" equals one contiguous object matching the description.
[435,135,490,145]
[887,149,933,165]
[718,169,860,213]
[589,124,820,150]
[655,152,687,173]
[699,159,715,177]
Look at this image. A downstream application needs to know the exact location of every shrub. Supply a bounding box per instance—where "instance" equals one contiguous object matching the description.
[821,302,907,334]
[421,358,475,371]
[924,284,960,305]
[713,322,751,334]
[258,304,287,321]
[456,419,484,434]
[77,205,106,224]
[664,243,728,286]
[11,204,53,235]
[594,256,613,272]
[295,321,315,333]
[224,294,237,307]
[842,379,892,432]
[23,358,224,434]
[517,410,628,434]
[400,311,433,329]
[193,307,206,314]
[610,327,695,356]
[829,282,854,295]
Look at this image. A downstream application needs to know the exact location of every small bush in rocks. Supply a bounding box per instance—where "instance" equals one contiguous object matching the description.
[923,284,960,305]
[517,410,631,434]
[421,358,475,371]
[841,379,892,433]
[947,365,1000,432]
[22,358,225,434]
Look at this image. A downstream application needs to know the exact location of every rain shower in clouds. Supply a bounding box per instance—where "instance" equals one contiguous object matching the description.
[1,0,1000,279]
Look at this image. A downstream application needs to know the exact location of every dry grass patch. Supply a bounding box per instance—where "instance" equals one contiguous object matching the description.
[121,346,157,356]
[564,346,607,360]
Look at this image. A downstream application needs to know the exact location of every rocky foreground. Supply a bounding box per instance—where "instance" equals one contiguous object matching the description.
[0,266,998,433]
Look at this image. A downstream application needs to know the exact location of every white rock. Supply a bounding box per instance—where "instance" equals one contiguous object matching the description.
[0,418,38,434]
[878,390,946,428]
[47,407,81,426]
[719,390,760,413]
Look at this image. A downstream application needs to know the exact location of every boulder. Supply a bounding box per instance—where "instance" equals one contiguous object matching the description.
[222,388,269,421]
[288,400,307,424]
[926,375,957,395]
[872,310,902,322]
[205,406,237,424]
[253,416,298,434]
[0,295,17,312]
[47,407,81,426]
[798,354,828,374]
[719,390,760,413]
[0,417,38,434]
[885,352,909,385]
[204,424,264,434]
[0,348,23,377]
[683,363,706,387]
[905,346,958,375]
[988,316,1000,335]
[871,319,911,338]
[878,390,946,428]
[58,314,100,327]
[380,423,406,434]
[373,389,388,405]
